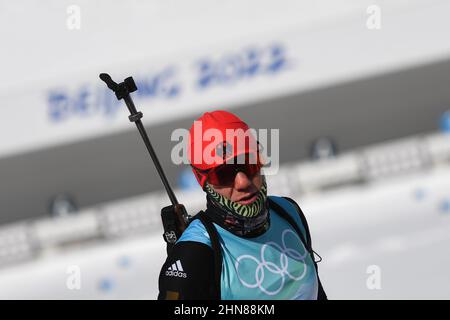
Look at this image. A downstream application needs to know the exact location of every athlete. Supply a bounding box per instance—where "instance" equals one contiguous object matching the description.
[158,110,327,300]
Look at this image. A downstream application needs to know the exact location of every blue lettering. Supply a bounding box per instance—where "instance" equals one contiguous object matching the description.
[135,67,181,99]
[194,43,290,90]
[73,86,96,116]
[244,48,260,76]
[48,91,70,122]
[217,56,243,84]
[158,67,181,98]
[47,66,181,123]
[100,87,122,117]
[266,44,287,73]
[196,60,214,89]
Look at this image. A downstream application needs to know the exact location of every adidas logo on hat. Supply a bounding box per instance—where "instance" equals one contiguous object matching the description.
[165,260,187,278]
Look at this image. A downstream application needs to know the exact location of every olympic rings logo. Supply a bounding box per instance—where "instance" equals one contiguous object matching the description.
[235,229,309,296]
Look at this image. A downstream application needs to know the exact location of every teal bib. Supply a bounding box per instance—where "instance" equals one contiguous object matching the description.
[178,196,318,300]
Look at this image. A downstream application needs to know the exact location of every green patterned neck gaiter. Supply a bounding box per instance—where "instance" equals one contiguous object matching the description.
[204,177,269,236]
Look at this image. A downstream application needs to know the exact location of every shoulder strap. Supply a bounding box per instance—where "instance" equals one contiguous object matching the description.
[268,197,313,255]
[283,198,314,252]
[269,197,327,300]
[193,211,222,300]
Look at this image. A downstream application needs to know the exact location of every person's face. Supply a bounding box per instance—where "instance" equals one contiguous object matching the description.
[210,170,263,205]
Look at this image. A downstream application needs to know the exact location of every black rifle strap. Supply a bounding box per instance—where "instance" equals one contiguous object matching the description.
[194,211,222,300]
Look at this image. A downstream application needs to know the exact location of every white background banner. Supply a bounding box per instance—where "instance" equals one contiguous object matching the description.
[1,0,449,158]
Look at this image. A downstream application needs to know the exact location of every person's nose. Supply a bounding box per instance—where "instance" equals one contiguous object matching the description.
[234,171,252,190]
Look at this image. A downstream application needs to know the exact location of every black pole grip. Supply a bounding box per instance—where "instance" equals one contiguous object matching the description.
[99,73,118,91]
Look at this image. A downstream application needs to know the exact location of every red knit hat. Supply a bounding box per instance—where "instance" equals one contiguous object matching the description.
[188,110,259,188]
